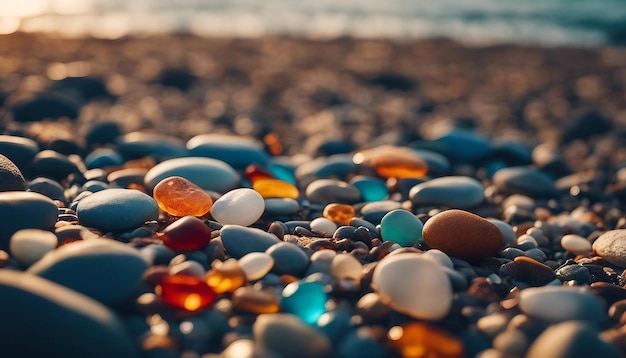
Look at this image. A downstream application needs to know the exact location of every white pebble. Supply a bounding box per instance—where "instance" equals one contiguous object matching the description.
[421,249,453,269]
[9,229,58,267]
[239,252,274,281]
[560,234,592,255]
[310,217,337,234]
[519,286,607,323]
[210,188,265,226]
[372,252,452,321]
[331,253,363,282]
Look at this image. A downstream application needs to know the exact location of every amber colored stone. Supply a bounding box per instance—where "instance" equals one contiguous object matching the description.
[245,165,275,183]
[157,274,217,311]
[387,322,465,358]
[253,179,299,199]
[159,216,212,251]
[153,176,213,217]
[353,145,428,179]
[263,132,283,156]
[204,258,246,293]
[323,203,356,225]
[231,286,281,314]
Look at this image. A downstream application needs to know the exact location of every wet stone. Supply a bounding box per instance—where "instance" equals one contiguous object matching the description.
[0,191,59,251]
[409,176,485,209]
[0,154,25,192]
[380,209,424,246]
[211,188,265,226]
[187,134,270,170]
[239,252,274,281]
[76,188,159,233]
[153,176,213,217]
[263,198,300,215]
[220,225,281,259]
[144,157,239,194]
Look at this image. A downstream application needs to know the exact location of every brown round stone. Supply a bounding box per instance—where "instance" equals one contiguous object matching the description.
[422,209,503,263]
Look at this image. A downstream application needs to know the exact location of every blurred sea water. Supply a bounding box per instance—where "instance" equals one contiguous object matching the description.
[1,0,626,46]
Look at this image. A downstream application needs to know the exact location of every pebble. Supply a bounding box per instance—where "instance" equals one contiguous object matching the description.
[500,256,557,287]
[409,176,485,209]
[253,179,300,199]
[488,219,517,247]
[263,198,300,214]
[422,209,503,263]
[0,154,25,191]
[591,229,626,267]
[519,286,607,323]
[220,225,281,259]
[337,327,389,358]
[281,280,328,324]
[76,188,159,233]
[27,177,67,203]
[210,188,265,226]
[360,200,403,225]
[0,270,140,358]
[204,258,245,293]
[84,148,124,169]
[9,229,58,267]
[231,286,280,314]
[323,203,356,225]
[253,313,333,358]
[310,217,338,235]
[561,234,592,255]
[305,179,361,204]
[186,134,269,170]
[295,154,356,181]
[27,238,149,306]
[158,274,217,311]
[379,209,424,246]
[265,242,310,276]
[0,191,59,251]
[433,128,492,163]
[153,176,213,217]
[0,134,39,173]
[353,145,428,179]
[144,157,239,194]
[555,264,592,285]
[31,149,81,181]
[349,176,389,202]
[238,252,275,281]
[492,166,556,197]
[422,249,454,269]
[331,253,364,282]
[526,321,620,358]
[115,131,187,160]
[159,216,212,251]
[372,252,452,321]
[410,149,451,176]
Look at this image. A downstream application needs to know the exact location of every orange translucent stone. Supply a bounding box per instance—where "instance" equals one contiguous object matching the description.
[245,164,275,183]
[263,132,284,156]
[387,322,465,358]
[159,216,212,251]
[353,145,428,179]
[157,275,217,312]
[253,178,299,199]
[204,258,246,293]
[153,176,213,217]
[231,286,281,314]
[323,203,356,225]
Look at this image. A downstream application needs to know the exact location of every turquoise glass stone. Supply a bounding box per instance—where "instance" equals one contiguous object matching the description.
[350,176,389,202]
[380,209,423,246]
[268,163,297,185]
[281,281,327,325]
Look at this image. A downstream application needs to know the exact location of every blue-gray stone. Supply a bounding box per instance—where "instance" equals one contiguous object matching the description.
[0,134,39,173]
[264,198,300,215]
[527,321,620,358]
[76,188,159,232]
[220,225,281,259]
[0,191,58,251]
[493,166,555,197]
[85,148,124,169]
[305,179,361,205]
[410,149,451,176]
[409,176,484,209]
[266,242,310,276]
[28,177,66,203]
[144,157,239,193]
[434,128,491,163]
[0,270,140,358]
[361,200,402,225]
[116,132,187,160]
[253,314,333,358]
[187,134,269,170]
[28,239,148,306]
[295,154,356,181]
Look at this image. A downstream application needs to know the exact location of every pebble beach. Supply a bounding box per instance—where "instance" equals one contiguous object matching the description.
[1,32,626,357]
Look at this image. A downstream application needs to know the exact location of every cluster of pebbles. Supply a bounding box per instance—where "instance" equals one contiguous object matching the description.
[1,33,626,357]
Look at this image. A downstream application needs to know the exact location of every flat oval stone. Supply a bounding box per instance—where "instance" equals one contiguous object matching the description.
[409,176,484,209]
[488,219,517,247]
[153,176,213,217]
[380,209,423,246]
[85,148,124,169]
[0,134,39,173]
[331,253,363,282]
[433,128,491,163]
[493,166,555,197]
[349,176,389,202]
[305,179,361,205]
[519,286,607,323]
[27,239,148,306]
[295,154,356,181]
[372,252,452,321]
[0,191,59,251]
[500,256,557,287]
[116,131,187,160]
[592,230,626,268]
[353,145,428,179]
[0,270,140,358]
[239,252,274,281]
[526,321,620,358]
[423,209,503,263]
[253,313,333,358]
[253,179,299,199]
[31,150,81,181]
[310,217,337,235]
[76,188,159,233]
[144,157,239,194]
[410,149,451,176]
[10,229,58,267]
[0,154,25,192]
[265,242,310,276]
[361,200,403,225]
[561,234,592,255]
[211,188,265,226]
[187,134,269,170]
[264,198,300,215]
[28,177,67,203]
[220,225,281,259]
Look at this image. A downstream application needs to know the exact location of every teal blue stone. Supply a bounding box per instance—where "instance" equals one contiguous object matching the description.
[268,162,297,185]
[349,176,388,202]
[85,148,124,169]
[282,281,327,325]
[187,134,269,170]
[434,128,491,163]
[380,209,423,246]
[295,154,356,181]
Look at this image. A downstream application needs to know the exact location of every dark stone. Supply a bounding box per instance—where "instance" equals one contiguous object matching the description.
[31,150,82,181]
[50,76,113,103]
[556,264,592,285]
[266,242,310,276]
[561,110,613,144]
[0,154,25,191]
[155,68,197,91]
[0,135,39,175]
[0,192,59,251]
[27,177,66,203]
[85,121,123,149]
[365,72,416,92]
[10,92,80,122]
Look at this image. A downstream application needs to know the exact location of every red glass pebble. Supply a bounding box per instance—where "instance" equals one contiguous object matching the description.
[158,274,217,312]
[159,216,212,251]
[245,164,275,183]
